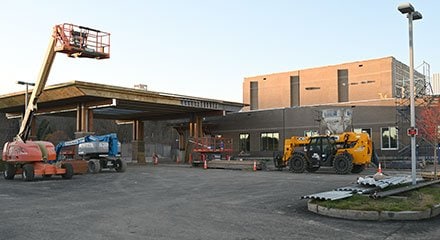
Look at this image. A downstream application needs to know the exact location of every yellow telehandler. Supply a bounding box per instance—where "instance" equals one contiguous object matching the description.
[274,132,374,174]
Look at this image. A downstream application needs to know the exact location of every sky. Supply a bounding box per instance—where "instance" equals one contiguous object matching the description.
[0,0,438,102]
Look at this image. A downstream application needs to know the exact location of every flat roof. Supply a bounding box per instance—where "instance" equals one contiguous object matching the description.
[0,81,244,120]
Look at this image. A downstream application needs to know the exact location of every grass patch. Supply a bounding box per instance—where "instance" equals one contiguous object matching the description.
[312,185,440,212]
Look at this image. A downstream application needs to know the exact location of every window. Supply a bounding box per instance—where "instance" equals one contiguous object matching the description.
[290,76,300,107]
[239,133,250,153]
[305,87,320,90]
[381,127,398,150]
[338,69,349,102]
[260,132,279,151]
[250,81,258,110]
[354,128,372,138]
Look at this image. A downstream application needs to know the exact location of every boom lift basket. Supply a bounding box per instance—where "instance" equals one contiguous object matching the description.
[53,23,110,59]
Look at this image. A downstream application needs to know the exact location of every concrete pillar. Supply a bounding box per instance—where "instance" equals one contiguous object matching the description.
[189,114,203,138]
[196,116,203,138]
[173,125,188,163]
[81,104,87,132]
[75,103,94,138]
[76,104,81,132]
[88,109,94,132]
[132,120,145,164]
[132,140,146,164]
[179,132,185,150]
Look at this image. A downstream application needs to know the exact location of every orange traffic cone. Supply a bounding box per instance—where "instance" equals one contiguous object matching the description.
[373,162,386,180]
[203,159,208,169]
[253,160,257,171]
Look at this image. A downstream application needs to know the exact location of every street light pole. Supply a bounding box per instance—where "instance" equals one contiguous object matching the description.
[398,2,423,185]
[16,81,35,114]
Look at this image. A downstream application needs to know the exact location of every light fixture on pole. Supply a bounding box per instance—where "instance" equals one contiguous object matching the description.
[16,81,35,112]
[398,2,423,185]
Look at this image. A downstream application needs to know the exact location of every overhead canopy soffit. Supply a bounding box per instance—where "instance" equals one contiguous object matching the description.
[0,81,244,121]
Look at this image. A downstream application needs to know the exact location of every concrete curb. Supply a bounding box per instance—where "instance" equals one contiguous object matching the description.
[308,200,440,221]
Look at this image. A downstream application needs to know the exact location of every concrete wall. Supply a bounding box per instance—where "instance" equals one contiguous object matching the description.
[207,105,406,159]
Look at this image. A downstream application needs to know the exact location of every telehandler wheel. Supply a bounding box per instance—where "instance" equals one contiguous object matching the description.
[88,159,101,174]
[333,153,353,174]
[273,154,284,171]
[4,163,16,180]
[61,163,74,179]
[22,164,35,181]
[289,152,307,173]
[351,164,365,174]
[115,159,127,172]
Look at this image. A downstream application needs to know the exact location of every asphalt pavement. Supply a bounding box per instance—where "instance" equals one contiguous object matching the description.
[1,164,439,240]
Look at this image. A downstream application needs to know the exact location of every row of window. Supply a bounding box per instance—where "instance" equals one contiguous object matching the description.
[238,127,398,152]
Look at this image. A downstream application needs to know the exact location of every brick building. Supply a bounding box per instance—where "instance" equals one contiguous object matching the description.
[243,56,425,110]
[207,56,436,163]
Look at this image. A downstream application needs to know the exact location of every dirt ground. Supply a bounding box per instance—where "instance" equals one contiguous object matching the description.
[1,164,439,240]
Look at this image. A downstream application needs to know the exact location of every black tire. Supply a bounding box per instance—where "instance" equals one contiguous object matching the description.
[333,153,353,174]
[22,164,35,181]
[289,152,307,173]
[4,163,16,180]
[115,159,127,172]
[351,164,365,174]
[61,163,74,179]
[88,159,101,174]
[273,154,286,171]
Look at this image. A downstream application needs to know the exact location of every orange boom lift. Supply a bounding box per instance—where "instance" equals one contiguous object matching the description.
[2,23,110,181]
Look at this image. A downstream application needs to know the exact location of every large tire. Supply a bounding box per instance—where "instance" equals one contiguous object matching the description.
[4,163,16,180]
[273,154,284,171]
[333,153,353,174]
[22,164,35,181]
[88,159,101,174]
[289,152,307,173]
[115,159,127,172]
[61,163,74,179]
[351,164,365,174]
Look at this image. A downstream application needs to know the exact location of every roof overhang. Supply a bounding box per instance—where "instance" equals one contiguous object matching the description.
[0,81,245,121]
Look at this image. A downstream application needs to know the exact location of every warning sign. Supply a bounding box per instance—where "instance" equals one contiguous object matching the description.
[407,127,418,136]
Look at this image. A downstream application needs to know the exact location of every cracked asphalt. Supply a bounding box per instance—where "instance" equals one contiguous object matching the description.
[1,164,439,240]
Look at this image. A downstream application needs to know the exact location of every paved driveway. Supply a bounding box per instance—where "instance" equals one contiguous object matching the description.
[0,165,439,240]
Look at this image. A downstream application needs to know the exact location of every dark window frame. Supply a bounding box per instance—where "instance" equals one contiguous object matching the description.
[239,133,250,153]
[260,132,279,151]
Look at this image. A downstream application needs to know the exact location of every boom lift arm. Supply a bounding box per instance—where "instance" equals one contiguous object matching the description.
[16,33,57,142]
[1,23,110,181]
[15,23,110,142]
